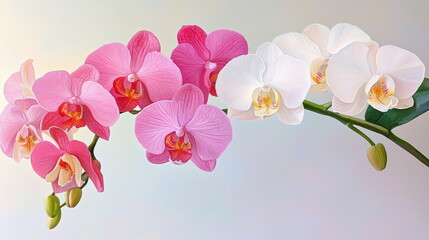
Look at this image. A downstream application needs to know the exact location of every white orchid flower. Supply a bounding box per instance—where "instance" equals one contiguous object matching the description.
[326,42,425,115]
[216,42,311,124]
[273,23,372,93]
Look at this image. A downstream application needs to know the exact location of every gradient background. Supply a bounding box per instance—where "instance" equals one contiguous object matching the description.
[1,0,429,239]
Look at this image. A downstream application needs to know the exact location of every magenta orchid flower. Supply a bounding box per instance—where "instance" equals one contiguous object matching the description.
[0,104,46,162]
[85,30,183,112]
[135,84,232,172]
[4,59,38,110]
[31,127,104,193]
[33,64,119,140]
[171,25,248,102]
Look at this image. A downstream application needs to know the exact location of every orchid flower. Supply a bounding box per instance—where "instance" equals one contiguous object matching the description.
[216,42,311,124]
[31,127,104,193]
[4,59,38,109]
[135,84,232,172]
[85,30,182,112]
[326,42,425,115]
[273,23,372,93]
[171,25,248,102]
[0,104,46,162]
[33,64,119,140]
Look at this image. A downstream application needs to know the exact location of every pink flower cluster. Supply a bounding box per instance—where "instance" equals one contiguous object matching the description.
[0,26,245,193]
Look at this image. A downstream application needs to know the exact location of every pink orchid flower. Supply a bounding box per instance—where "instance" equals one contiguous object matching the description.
[4,59,38,110]
[31,127,104,193]
[0,104,46,162]
[85,30,183,112]
[135,84,232,172]
[171,25,248,102]
[33,64,119,140]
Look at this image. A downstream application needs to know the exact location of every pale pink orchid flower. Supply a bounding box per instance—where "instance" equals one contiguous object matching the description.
[85,30,182,112]
[171,25,248,102]
[0,104,46,162]
[31,127,104,193]
[33,64,119,140]
[135,84,232,172]
[4,59,38,110]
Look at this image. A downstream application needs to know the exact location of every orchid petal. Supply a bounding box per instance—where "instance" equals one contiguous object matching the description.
[276,103,304,125]
[31,141,64,178]
[186,105,232,160]
[135,101,179,155]
[205,29,248,63]
[51,179,78,194]
[227,106,260,121]
[128,30,161,72]
[177,25,210,60]
[216,55,264,111]
[137,51,182,102]
[326,42,372,103]
[14,99,38,110]
[270,55,311,108]
[173,84,204,126]
[303,24,330,57]
[273,32,322,64]
[327,23,371,54]
[332,85,368,115]
[376,45,425,99]
[33,71,74,112]
[82,106,110,140]
[85,43,131,90]
[146,150,170,164]
[49,127,71,151]
[79,81,119,127]
[4,72,24,105]
[20,59,35,87]
[27,105,46,138]
[70,64,100,96]
[255,42,284,83]
[396,97,414,109]
[191,153,216,172]
[0,105,27,157]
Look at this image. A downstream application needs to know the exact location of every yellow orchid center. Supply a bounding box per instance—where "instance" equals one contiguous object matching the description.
[368,75,395,106]
[13,126,40,162]
[310,58,329,85]
[252,86,280,117]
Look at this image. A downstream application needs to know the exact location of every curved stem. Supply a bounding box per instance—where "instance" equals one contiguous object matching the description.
[88,135,100,160]
[347,124,375,146]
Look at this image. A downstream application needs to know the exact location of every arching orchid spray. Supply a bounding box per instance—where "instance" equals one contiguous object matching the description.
[0,24,427,229]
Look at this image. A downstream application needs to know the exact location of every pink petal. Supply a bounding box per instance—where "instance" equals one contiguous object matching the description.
[177,25,210,60]
[127,30,161,72]
[85,43,131,90]
[146,150,170,164]
[31,141,64,178]
[171,43,207,101]
[137,51,182,102]
[137,87,153,110]
[79,81,119,127]
[68,140,104,192]
[0,104,27,157]
[4,72,24,105]
[49,127,71,151]
[14,99,38,110]
[51,179,78,194]
[70,64,100,96]
[173,84,204,125]
[42,111,86,131]
[33,71,74,112]
[205,30,248,63]
[82,106,110,140]
[27,105,47,138]
[135,101,180,155]
[20,59,35,87]
[191,153,216,172]
[186,105,232,160]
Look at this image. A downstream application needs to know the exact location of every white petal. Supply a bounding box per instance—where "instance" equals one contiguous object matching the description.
[376,45,425,99]
[255,42,284,83]
[216,55,264,111]
[326,42,372,103]
[327,23,371,54]
[276,103,304,125]
[332,85,368,115]
[303,24,330,57]
[273,32,322,64]
[269,55,311,108]
[395,97,414,109]
[227,107,261,121]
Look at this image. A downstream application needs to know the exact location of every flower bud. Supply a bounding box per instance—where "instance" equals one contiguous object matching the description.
[367,143,387,171]
[46,209,61,230]
[44,195,60,218]
[65,187,82,208]
[81,172,88,182]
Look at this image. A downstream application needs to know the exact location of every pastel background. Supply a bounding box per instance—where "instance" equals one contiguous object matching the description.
[1,0,429,239]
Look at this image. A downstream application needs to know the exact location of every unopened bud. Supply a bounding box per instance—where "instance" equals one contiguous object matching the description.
[93,159,101,170]
[81,172,88,182]
[367,143,387,171]
[46,209,61,230]
[44,195,60,218]
[65,187,82,208]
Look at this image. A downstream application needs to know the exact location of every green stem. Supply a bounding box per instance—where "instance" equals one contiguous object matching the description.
[347,124,375,146]
[302,100,429,167]
[88,135,100,160]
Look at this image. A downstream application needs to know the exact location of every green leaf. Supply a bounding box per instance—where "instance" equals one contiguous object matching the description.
[365,78,429,130]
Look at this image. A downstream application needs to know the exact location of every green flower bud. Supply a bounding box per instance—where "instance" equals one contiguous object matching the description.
[81,172,88,182]
[65,187,82,208]
[46,209,61,230]
[44,195,60,218]
[367,143,387,171]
